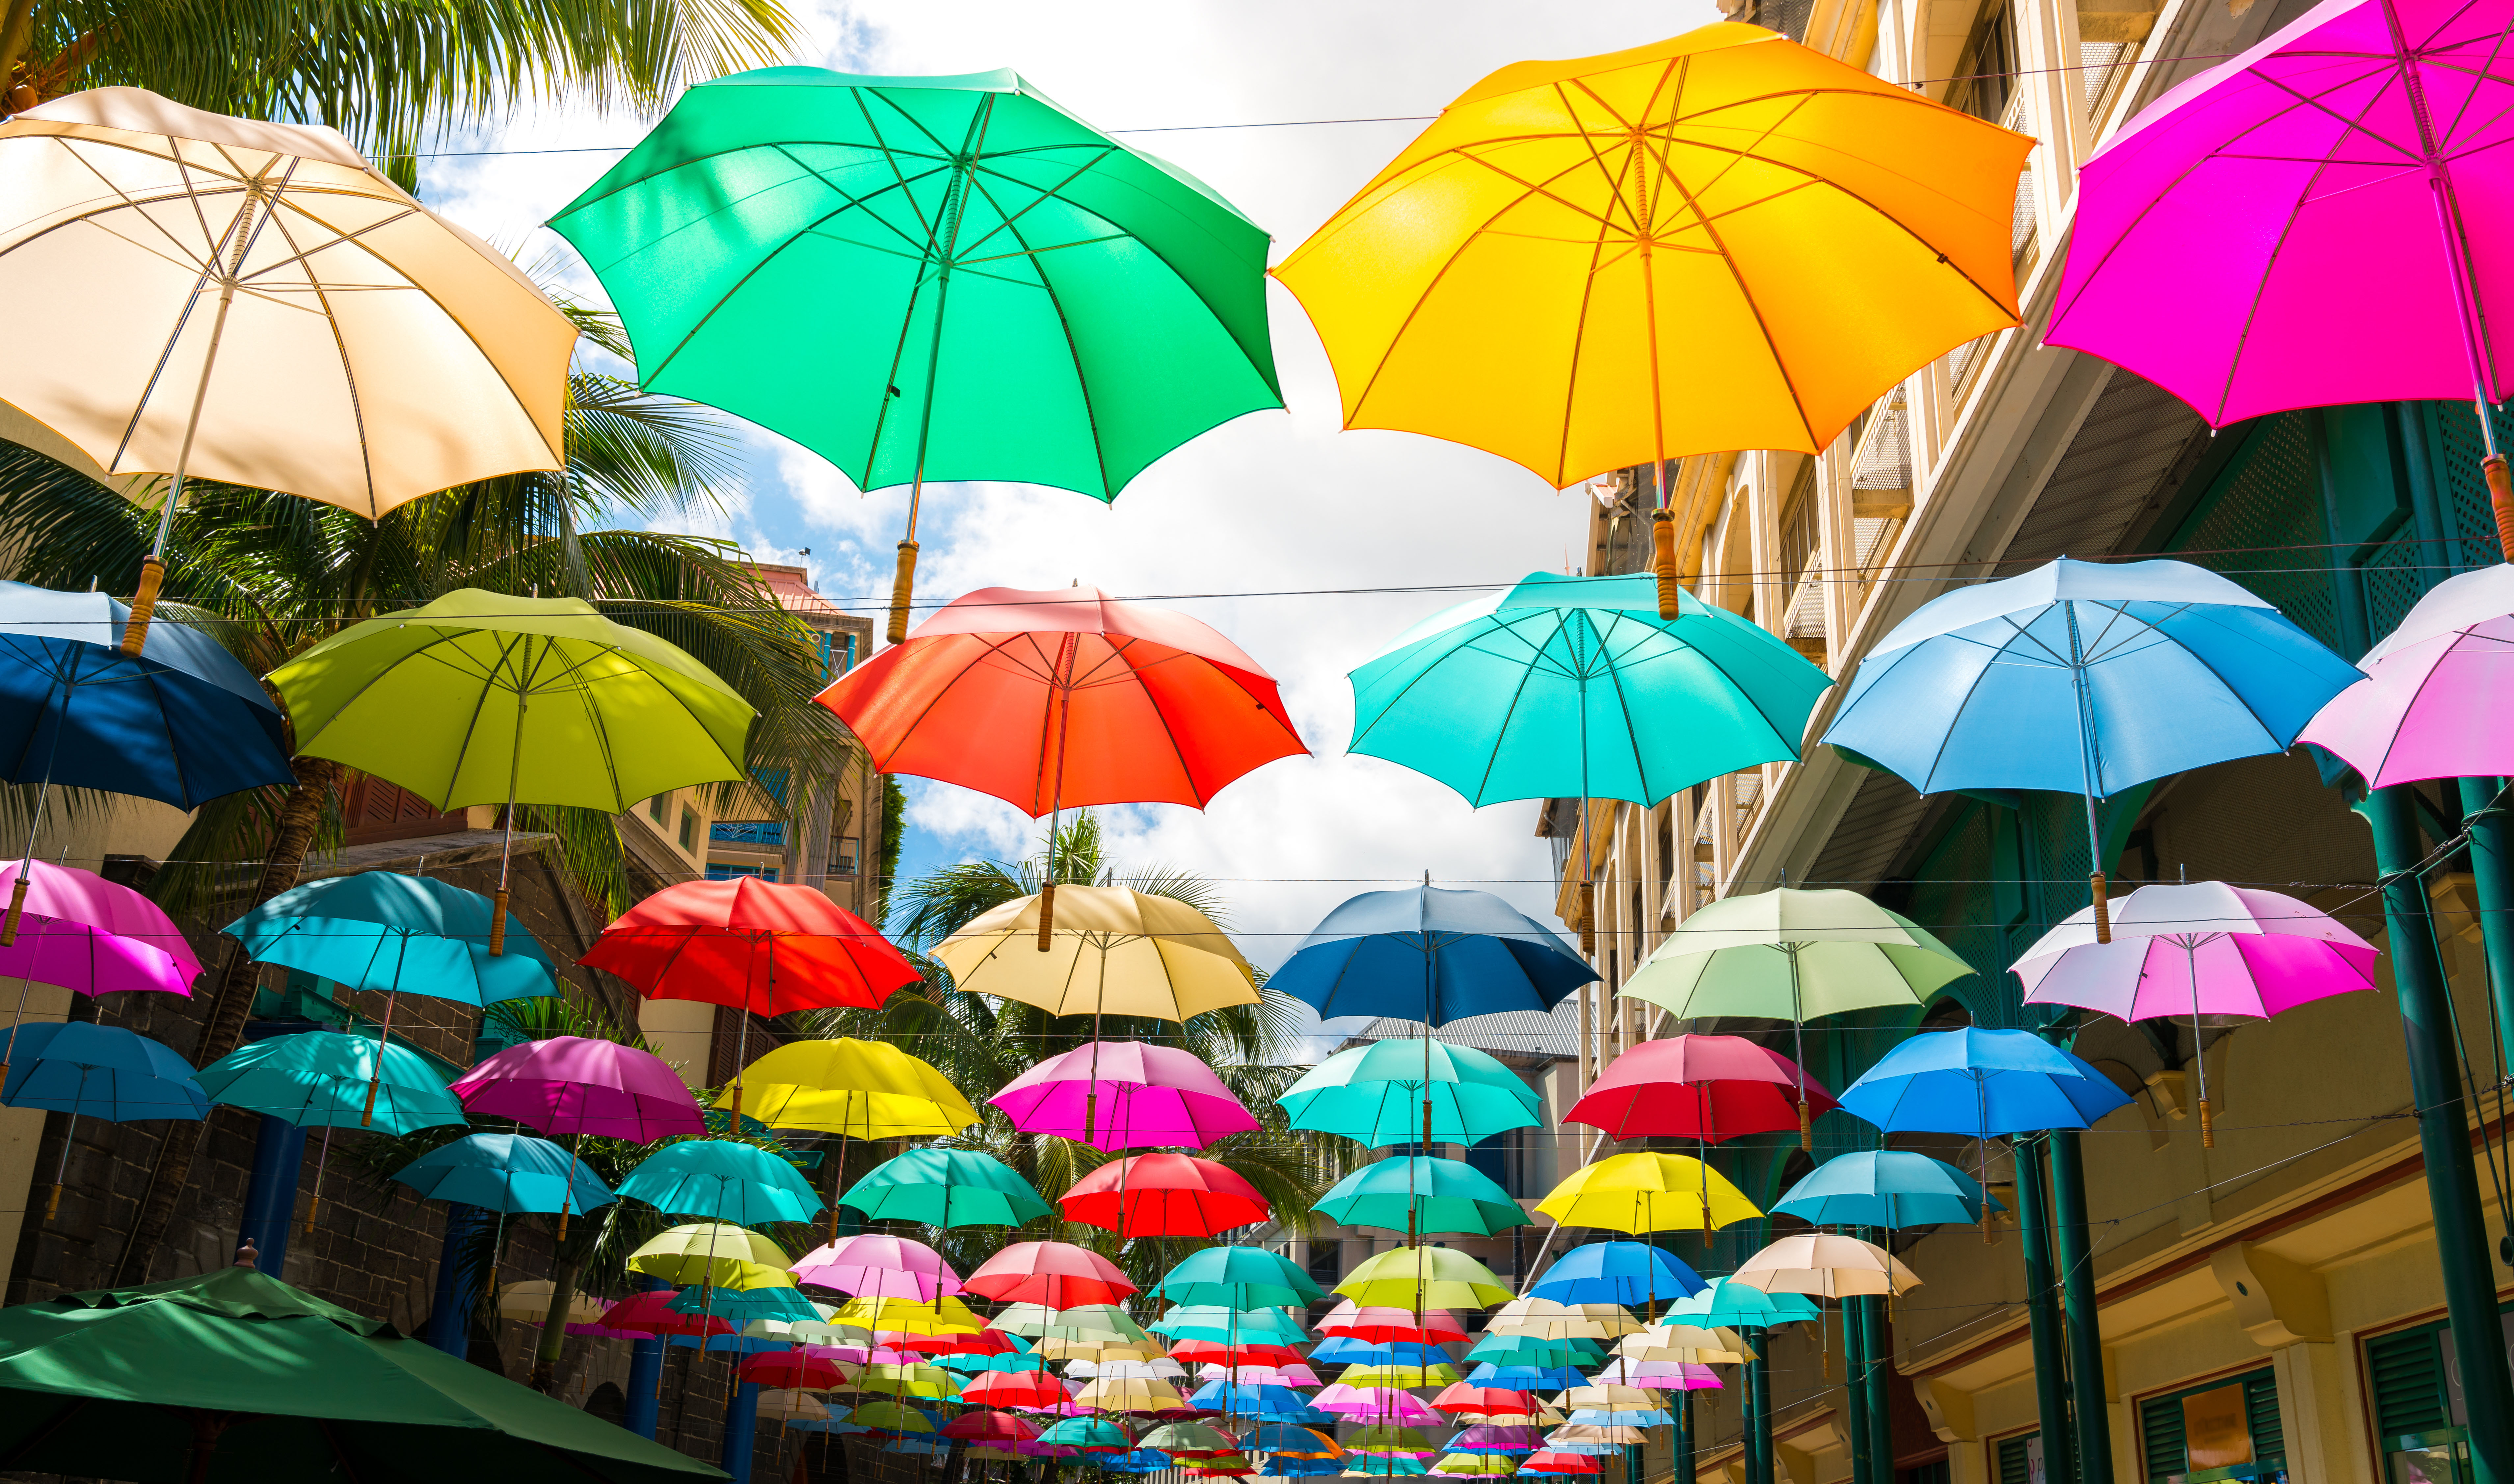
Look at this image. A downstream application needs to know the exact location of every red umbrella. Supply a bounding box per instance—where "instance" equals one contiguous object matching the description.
[1565,1034,1835,1142]
[944,1411,1043,1443]
[1524,1454,1602,1475]
[964,1240,1139,1308]
[595,1289,733,1339]
[816,585,1306,942]
[1060,1154,1271,1237]
[1167,1338,1306,1368]
[1431,1385,1534,1418]
[963,1371,1079,1410]
[740,1351,845,1389]
[1320,1301,1467,1345]
[579,876,920,1124]
[895,1326,1026,1357]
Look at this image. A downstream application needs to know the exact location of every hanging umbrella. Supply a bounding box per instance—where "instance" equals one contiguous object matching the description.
[198,1030,465,1226]
[267,589,756,950]
[1320,1302,1470,1344]
[1083,1358,1190,1382]
[1661,1279,1821,1331]
[1771,1151,1999,1230]
[1155,1248,1326,1311]
[450,1036,704,1142]
[1189,1381,1316,1419]
[1465,1336,1606,1369]
[1283,1041,1541,1148]
[790,1235,963,1301]
[548,68,1283,642]
[1002,1301,1157,1344]
[1463,1362,1589,1393]
[229,872,559,1127]
[842,1148,1053,1228]
[1243,1424,1341,1459]
[963,1371,1075,1411]
[0,92,573,638]
[391,1133,613,1219]
[1143,1420,1241,1457]
[933,885,1258,1032]
[1273,885,1595,1025]
[993,1040,1259,1152]
[595,1290,734,1341]
[1545,1428,1643,1451]
[1568,1034,1839,1145]
[1150,1307,1306,1344]
[0,1021,206,1220]
[1537,1153,1759,1236]
[858,1362,962,1400]
[1170,1340,1305,1370]
[1527,1244,1703,1309]
[1274,26,2028,616]
[1075,1377,1192,1416]
[1823,558,2361,939]
[495,1280,614,1336]
[1198,1363,1321,1388]
[1349,1459,1432,1477]
[625,1223,793,1291]
[1618,890,1969,1146]
[1450,1425,1544,1454]
[1060,1154,1271,1237]
[739,1351,850,1393]
[1435,1454,1517,1475]
[2013,880,2378,1145]
[966,1241,1138,1309]
[853,1400,939,1434]
[1318,1389,1444,1425]
[1346,1426,1438,1457]
[760,1390,833,1427]
[1038,1416,1140,1453]
[1316,1156,1529,1238]
[1339,1363,1465,1389]
[1335,1248,1511,1311]
[1432,1386,1537,1419]
[1487,1301,1643,1343]
[1731,1235,1918,1298]
[945,1411,1043,1444]
[0,859,202,1084]
[2303,565,2514,784]
[1520,1452,1602,1475]
[617,1139,823,1225]
[1614,1324,1754,1366]
[726,1037,975,1242]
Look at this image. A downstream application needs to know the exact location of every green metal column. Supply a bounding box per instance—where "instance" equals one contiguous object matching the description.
[2012,1131,2075,1484]
[2361,784,2514,1484]
[1862,1287,1892,1484]
[1674,1386,1698,1484]
[2046,1132,2114,1484]
[1746,1327,1773,1484]
[2460,776,2514,1071]
[1846,1288,1874,1484]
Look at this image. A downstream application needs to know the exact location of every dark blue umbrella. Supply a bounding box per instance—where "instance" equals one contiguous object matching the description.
[1526,1241,1703,1307]
[1272,885,1595,1025]
[0,1020,206,1221]
[1772,1150,2001,1229]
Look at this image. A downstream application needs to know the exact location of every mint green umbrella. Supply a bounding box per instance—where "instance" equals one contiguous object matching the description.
[548,66,1284,641]
[840,1148,1051,1228]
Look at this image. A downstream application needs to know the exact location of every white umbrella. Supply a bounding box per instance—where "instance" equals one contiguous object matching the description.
[1730,1234,1919,1297]
[0,87,574,649]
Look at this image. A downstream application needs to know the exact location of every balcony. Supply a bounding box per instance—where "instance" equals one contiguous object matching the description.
[709,820,785,852]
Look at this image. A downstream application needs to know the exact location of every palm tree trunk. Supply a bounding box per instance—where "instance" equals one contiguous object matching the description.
[114,755,343,1282]
[530,1255,581,1392]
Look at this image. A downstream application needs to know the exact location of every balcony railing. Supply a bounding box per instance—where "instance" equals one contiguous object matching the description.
[709,820,786,849]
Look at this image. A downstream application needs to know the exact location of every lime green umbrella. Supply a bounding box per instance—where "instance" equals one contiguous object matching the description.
[1618,888,1973,1147]
[266,589,755,950]
[548,66,1285,642]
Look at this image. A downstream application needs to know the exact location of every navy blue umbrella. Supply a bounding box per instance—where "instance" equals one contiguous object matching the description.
[1272,885,1595,1025]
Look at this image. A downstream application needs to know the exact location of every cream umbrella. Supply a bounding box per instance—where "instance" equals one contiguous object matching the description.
[0,88,574,649]
[496,1280,608,1328]
[933,885,1258,1025]
[1730,1234,1919,1298]
[1613,1323,1754,1366]
[1487,1299,1644,1342]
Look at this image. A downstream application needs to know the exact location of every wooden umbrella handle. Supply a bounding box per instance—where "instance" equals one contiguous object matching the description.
[2090,872,2111,945]
[121,558,165,656]
[1652,511,1681,621]
[2486,456,2514,559]
[1,874,26,947]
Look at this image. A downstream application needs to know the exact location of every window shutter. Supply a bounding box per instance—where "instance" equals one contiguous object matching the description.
[2244,1373,2284,1461]
[1998,1435,2037,1484]
[2367,1328,2450,1438]
[2141,1395,2187,1481]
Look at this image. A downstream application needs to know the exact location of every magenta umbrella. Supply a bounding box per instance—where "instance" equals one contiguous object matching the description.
[1313,1387,1441,1424]
[1452,1426,1544,1451]
[0,859,201,1079]
[790,1234,964,1301]
[2300,564,2514,785]
[990,1040,1258,1151]
[449,1036,704,1141]
[2014,881,2378,1146]
[2047,0,2514,550]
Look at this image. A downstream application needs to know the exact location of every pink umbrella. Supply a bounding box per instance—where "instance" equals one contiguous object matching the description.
[449,1036,703,1141]
[0,859,200,1078]
[1587,1359,1718,1391]
[2047,0,2514,547]
[2014,880,2378,1146]
[991,1040,1259,1151]
[964,1241,1137,1308]
[2301,565,2514,786]
[1313,1386,1440,1424]
[1196,1364,1324,1388]
[791,1234,963,1301]
[1452,1426,1544,1451]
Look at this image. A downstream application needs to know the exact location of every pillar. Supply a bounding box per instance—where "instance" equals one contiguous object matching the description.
[1675,1388,1698,1484]
[425,1204,483,1357]
[721,1379,760,1483]
[2360,785,2514,1484]
[1846,1296,1875,1484]
[626,1275,668,1438]
[2049,1133,2114,1484]
[237,1114,306,1276]
[2012,1133,2075,1484]
[2459,777,2514,1072]
[1862,1288,1892,1484]
[1746,1329,1773,1484]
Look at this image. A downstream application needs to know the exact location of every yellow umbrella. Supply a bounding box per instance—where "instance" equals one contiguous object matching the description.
[832,1296,986,1337]
[851,1400,934,1433]
[1478,1402,1568,1428]
[1335,1247,1512,1310]
[726,1037,979,1242]
[495,1280,607,1328]
[626,1223,793,1289]
[1073,1377,1188,1415]
[859,1363,961,1400]
[1340,1363,1462,1389]
[1273,24,2031,615]
[1537,1153,1758,1234]
[933,886,1257,1024]
[1433,1455,1514,1476]
[1731,1233,1919,1297]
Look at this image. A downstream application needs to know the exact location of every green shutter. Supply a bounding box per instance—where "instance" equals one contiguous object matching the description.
[2142,1395,2187,1481]
[1998,1435,2037,1484]
[2368,1328,2450,1438]
[2245,1373,2284,1462]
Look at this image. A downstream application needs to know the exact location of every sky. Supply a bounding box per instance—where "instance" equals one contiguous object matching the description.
[421,0,1723,1056]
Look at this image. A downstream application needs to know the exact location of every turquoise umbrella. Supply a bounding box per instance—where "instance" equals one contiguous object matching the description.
[841,1148,1052,1228]
[1662,1278,1819,1329]
[0,1021,205,1223]
[1772,1150,2001,1230]
[1317,1157,1531,1237]
[1152,1247,1324,1310]
[619,1139,824,1225]
[1038,1417,1136,1451]
[670,1284,822,1326]
[1148,1307,1310,1343]
[1283,1041,1540,1148]
[198,1029,468,1235]
[391,1133,613,1216]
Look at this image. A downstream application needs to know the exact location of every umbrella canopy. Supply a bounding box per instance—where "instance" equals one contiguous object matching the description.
[1321,1302,1469,1344]
[227,872,558,1008]
[1336,1247,1512,1310]
[0,1265,717,1482]
[1349,1459,1433,1476]
[1244,1423,1341,1458]
[1038,1416,1140,1452]
[670,1285,823,1327]
[1527,1244,1703,1308]
[196,1031,465,1134]
[933,886,1258,1022]
[449,1036,704,1142]
[1190,1380,1318,1418]
[945,1411,1042,1443]
[1772,1151,1998,1230]
[853,1399,938,1434]
[1272,885,1596,1023]
[1433,1386,1537,1418]
[1487,1300,1643,1343]
[817,585,1304,815]
[1435,1454,1517,1475]
[618,1139,823,1224]
[584,878,916,1018]
[1341,1363,1465,1389]
[1155,1247,1327,1310]
[1081,1358,1189,1381]
[1662,1279,1821,1330]
[1732,1234,1918,1298]
[1348,574,1832,809]
[1061,1154,1271,1237]
[1151,1307,1306,1344]
[728,1037,976,1137]
[1172,1337,1306,1368]
[1584,1358,1720,1392]
[0,581,291,810]
[1838,1028,2134,1136]
[0,1021,206,1122]
[1521,1452,1603,1475]
[832,1297,986,1337]
[1317,1389,1444,1424]
[1464,1363,1588,1393]
[1074,1376,1190,1416]
[1283,1041,1542,1148]
[1450,1425,1544,1454]
[1200,1364,1320,1388]
[2303,565,2514,786]
[1615,1324,1754,1366]
[759,1390,833,1425]
[966,1241,1138,1309]
[595,1290,734,1340]
[962,1370,1074,1409]
[626,1223,792,1290]
[0,860,198,1016]
[1465,1336,1606,1368]
[994,1041,1259,1151]
[740,1351,848,1390]
[1567,1034,1836,1144]
[859,1362,962,1400]
[1347,1426,1438,1456]
[1001,1302,1156,1343]
[1537,1154,1759,1235]
[843,1148,1053,1227]
[1317,1156,1530,1237]
[791,1235,962,1301]
[392,1133,613,1217]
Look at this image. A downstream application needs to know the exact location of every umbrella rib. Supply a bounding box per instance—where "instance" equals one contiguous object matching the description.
[1547,84,1635,487]
[950,147,1124,262]
[439,630,524,808]
[960,170,1117,498]
[258,200,383,519]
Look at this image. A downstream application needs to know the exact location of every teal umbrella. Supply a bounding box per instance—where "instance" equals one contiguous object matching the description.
[391,1133,613,1217]
[1459,1336,1605,1367]
[670,1285,822,1326]
[1282,1042,1540,1148]
[1038,1416,1136,1451]
[548,65,1284,642]
[1148,1307,1310,1343]
[0,1021,205,1224]
[841,1148,1052,1228]
[198,1029,468,1235]
[1316,1156,1531,1238]
[619,1139,824,1225]
[1662,1278,1820,1329]
[1151,1247,1324,1310]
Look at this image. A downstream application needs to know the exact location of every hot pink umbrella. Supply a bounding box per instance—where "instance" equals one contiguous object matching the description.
[2014,880,2378,1145]
[1196,1364,1324,1388]
[2301,565,2514,786]
[0,859,200,1077]
[1314,1386,1440,1424]
[2047,0,2514,549]
[449,1036,703,1141]
[790,1234,963,1301]
[991,1040,1259,1151]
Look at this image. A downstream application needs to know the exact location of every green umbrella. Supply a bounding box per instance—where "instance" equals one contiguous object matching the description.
[1281,1041,1541,1148]
[266,589,755,950]
[1618,887,1973,1148]
[0,1263,723,1482]
[1315,1156,1531,1238]
[548,66,1285,642]
[840,1148,1052,1228]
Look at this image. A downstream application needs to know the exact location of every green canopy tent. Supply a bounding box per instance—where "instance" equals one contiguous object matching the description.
[0,1262,726,1482]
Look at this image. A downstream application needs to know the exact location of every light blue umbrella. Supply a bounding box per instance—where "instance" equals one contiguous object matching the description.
[1282,1041,1541,1149]
[1150,1305,1310,1343]
[619,1138,823,1224]
[1317,1156,1533,1238]
[1772,1150,2000,1229]
[0,1020,205,1222]
[1527,1242,1702,1307]
[1310,1338,1451,1367]
[390,1132,614,1216]
[1823,557,2360,934]
[1836,1028,2132,1135]
[1463,1361,1586,1391]
[1187,1381,1315,1419]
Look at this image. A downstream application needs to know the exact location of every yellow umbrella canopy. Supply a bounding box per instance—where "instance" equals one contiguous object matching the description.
[1550,1424,1646,1446]
[1334,1247,1513,1310]
[495,1280,608,1327]
[859,1363,962,1400]
[833,1296,986,1337]
[728,1038,979,1136]
[932,886,1258,1023]
[759,1390,831,1424]
[1477,1401,1568,1428]
[626,1223,793,1290]
[1486,1298,1642,1341]
[1537,1153,1759,1234]
[1341,1364,1463,1390]
[1731,1233,1919,1297]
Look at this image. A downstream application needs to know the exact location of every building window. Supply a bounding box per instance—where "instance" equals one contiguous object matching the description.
[711,821,787,848]
[837,836,860,875]
[648,794,668,824]
[1306,1240,1340,1286]
[1994,1432,2039,1484]
[707,862,780,882]
[2138,1368,2283,1484]
[678,808,698,852]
